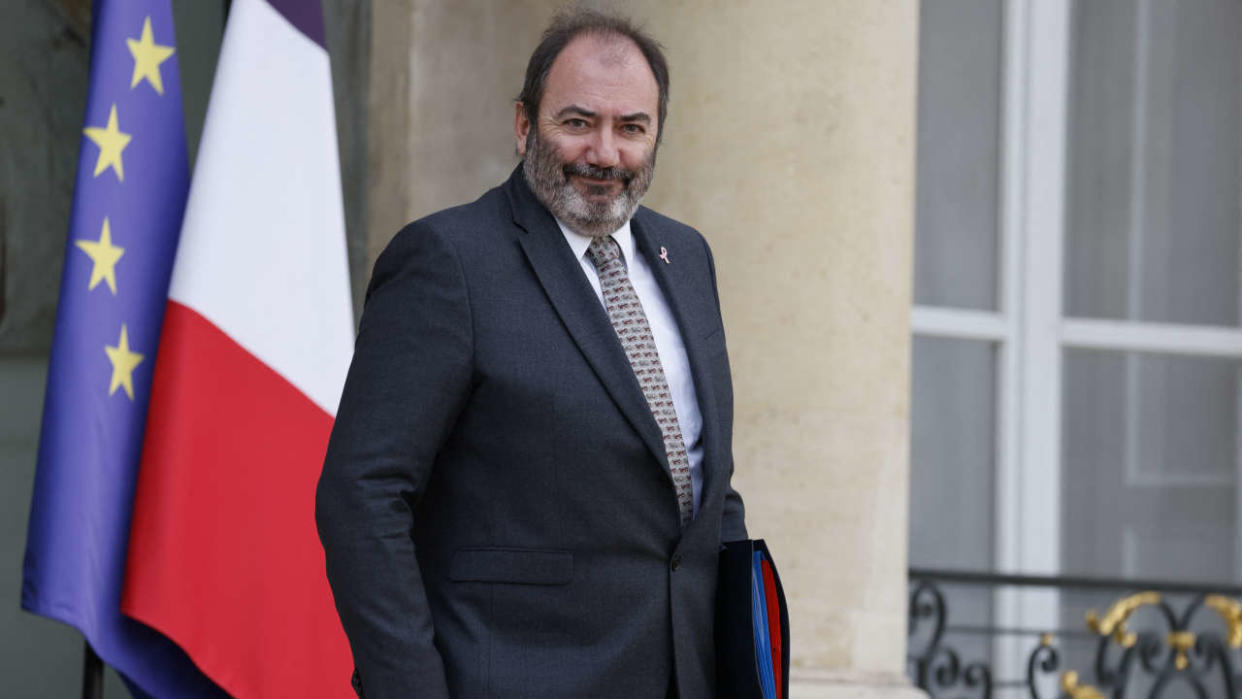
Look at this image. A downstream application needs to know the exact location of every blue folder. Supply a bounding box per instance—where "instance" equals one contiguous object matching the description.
[752,551,777,699]
[716,539,789,699]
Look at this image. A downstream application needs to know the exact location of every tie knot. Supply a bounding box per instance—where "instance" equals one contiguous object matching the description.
[586,235,622,271]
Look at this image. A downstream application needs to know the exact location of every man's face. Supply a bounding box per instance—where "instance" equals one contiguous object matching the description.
[516,34,660,237]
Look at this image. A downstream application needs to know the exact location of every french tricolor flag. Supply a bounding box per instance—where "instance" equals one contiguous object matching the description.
[122,0,355,696]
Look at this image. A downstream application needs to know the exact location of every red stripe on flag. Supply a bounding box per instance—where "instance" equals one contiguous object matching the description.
[123,300,352,698]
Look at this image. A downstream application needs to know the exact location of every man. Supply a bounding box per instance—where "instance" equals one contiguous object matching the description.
[316,9,747,698]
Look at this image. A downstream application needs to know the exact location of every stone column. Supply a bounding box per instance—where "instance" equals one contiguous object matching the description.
[369,2,922,697]
[367,0,559,264]
[619,2,921,697]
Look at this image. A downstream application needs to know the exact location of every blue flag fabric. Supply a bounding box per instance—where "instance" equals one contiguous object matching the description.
[21,1,224,696]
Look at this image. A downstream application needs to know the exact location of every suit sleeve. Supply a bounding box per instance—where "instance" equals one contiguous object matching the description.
[316,222,472,699]
[721,485,748,543]
[700,233,749,544]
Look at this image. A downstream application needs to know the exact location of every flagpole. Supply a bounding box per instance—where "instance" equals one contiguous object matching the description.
[82,641,103,699]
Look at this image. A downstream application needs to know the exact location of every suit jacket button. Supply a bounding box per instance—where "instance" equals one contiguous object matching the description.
[671,554,682,571]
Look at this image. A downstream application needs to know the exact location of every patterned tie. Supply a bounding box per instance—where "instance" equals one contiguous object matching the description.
[586,235,694,526]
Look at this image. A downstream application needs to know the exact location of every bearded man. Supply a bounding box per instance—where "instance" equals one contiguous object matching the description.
[316,9,748,698]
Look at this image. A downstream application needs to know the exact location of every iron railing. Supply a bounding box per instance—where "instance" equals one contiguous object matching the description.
[908,569,1242,699]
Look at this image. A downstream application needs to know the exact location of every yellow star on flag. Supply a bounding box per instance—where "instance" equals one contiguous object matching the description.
[83,104,132,181]
[127,17,175,95]
[74,217,125,294]
[105,324,145,400]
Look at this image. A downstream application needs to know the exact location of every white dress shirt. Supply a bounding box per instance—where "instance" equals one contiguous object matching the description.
[556,218,705,517]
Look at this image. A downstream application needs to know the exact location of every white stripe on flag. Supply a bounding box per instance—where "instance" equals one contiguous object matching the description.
[170,0,353,416]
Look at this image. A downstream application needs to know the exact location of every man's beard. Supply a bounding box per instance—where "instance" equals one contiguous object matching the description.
[522,129,656,238]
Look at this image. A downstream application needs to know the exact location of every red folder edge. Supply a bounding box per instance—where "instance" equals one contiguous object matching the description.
[761,559,782,698]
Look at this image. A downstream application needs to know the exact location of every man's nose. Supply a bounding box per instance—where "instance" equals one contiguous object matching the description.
[586,128,620,169]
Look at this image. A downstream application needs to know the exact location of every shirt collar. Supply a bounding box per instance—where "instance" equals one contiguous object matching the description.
[555,217,635,268]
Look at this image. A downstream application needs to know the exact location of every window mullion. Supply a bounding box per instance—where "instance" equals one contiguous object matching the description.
[1000,3,1072,688]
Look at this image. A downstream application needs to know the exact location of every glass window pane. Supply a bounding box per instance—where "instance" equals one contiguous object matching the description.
[909,337,998,682]
[1065,0,1242,326]
[1062,348,1240,582]
[913,0,1002,311]
[909,336,997,570]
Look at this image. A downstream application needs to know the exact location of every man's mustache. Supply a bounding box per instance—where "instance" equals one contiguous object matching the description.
[563,163,631,184]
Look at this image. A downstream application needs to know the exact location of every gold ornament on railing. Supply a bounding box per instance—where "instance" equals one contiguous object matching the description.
[1082,589,1242,679]
[1060,671,1104,699]
[1204,594,1242,648]
[1086,591,1161,637]
[1165,630,1195,670]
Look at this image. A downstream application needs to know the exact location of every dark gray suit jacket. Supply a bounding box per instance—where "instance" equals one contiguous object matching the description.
[316,167,747,699]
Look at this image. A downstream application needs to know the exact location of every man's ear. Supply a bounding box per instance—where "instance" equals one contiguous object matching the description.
[514,102,530,157]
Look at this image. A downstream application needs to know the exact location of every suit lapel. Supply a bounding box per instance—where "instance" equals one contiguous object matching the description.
[505,169,671,472]
[631,213,725,513]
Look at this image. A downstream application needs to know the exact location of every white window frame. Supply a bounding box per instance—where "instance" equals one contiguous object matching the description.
[911,0,1242,689]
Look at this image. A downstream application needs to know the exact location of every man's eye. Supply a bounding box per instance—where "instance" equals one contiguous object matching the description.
[565,118,588,129]
[621,124,645,135]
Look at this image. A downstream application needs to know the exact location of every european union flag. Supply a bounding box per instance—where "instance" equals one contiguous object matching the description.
[22,1,224,696]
